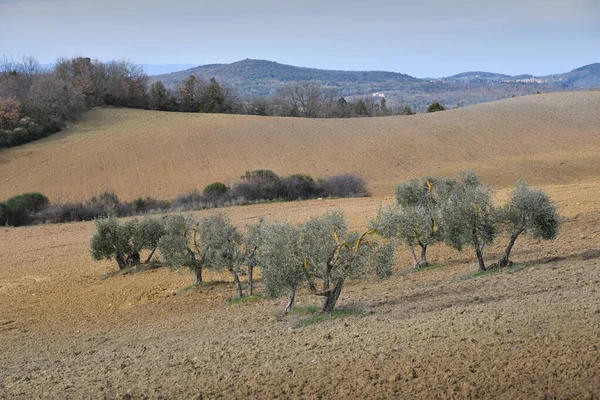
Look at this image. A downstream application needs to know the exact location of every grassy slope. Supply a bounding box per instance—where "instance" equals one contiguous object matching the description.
[1,91,599,202]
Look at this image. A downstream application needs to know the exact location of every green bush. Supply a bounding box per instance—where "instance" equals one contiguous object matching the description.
[1,192,49,226]
[427,102,445,113]
[203,182,229,197]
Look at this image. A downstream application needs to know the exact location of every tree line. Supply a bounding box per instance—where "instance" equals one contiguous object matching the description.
[90,171,560,314]
[0,56,423,149]
[0,170,367,227]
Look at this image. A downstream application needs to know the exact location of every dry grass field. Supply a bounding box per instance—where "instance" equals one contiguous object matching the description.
[1,92,600,398]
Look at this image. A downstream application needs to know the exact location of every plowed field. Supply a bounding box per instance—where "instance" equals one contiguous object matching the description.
[1,92,599,398]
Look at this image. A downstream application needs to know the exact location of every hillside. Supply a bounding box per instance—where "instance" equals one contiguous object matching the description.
[1,91,600,398]
[151,59,598,110]
[1,91,599,203]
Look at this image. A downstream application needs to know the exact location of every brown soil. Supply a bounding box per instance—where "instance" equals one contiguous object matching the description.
[1,92,599,202]
[1,192,599,399]
[1,92,600,398]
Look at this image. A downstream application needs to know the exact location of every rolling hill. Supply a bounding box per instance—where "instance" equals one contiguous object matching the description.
[1,91,599,202]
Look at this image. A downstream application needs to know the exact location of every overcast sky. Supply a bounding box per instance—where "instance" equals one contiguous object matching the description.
[0,0,598,77]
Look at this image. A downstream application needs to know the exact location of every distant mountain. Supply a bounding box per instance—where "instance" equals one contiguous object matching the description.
[142,64,197,75]
[444,64,600,88]
[541,63,600,88]
[444,71,513,83]
[153,59,419,97]
[151,59,599,111]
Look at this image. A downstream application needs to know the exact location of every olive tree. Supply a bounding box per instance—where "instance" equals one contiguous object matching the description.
[158,214,205,283]
[381,177,454,267]
[260,211,393,313]
[196,214,262,298]
[372,204,433,268]
[439,172,497,271]
[259,222,305,313]
[497,182,560,267]
[90,216,164,270]
[243,219,264,295]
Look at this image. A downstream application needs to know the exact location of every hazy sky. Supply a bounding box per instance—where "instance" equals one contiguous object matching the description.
[1,0,598,77]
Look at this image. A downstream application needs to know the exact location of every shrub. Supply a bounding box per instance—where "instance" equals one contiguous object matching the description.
[1,192,49,226]
[203,182,228,197]
[318,173,369,198]
[496,182,560,267]
[86,191,125,217]
[427,102,445,113]
[128,197,170,214]
[171,189,207,210]
[230,169,282,201]
[280,174,317,200]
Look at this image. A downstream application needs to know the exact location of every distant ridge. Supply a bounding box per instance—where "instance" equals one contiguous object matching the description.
[151,59,599,111]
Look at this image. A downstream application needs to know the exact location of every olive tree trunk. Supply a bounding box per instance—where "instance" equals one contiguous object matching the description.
[116,254,128,270]
[194,265,203,284]
[247,265,254,296]
[284,289,296,314]
[498,228,524,268]
[230,268,244,298]
[322,277,345,312]
[144,248,156,264]
[408,245,419,269]
[419,244,429,267]
[473,234,486,271]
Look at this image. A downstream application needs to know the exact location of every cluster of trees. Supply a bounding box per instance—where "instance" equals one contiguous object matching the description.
[90,171,560,314]
[148,77,416,117]
[1,170,368,227]
[0,56,148,148]
[372,172,560,271]
[92,211,392,312]
[1,55,451,148]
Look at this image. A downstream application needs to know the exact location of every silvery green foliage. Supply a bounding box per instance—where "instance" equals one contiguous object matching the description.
[158,214,202,270]
[91,216,165,270]
[90,217,129,267]
[197,213,241,273]
[241,218,264,269]
[502,181,559,240]
[301,211,348,280]
[439,172,496,270]
[259,222,305,298]
[260,211,392,311]
[372,204,433,248]
[370,240,395,279]
[496,181,560,267]
[440,176,496,251]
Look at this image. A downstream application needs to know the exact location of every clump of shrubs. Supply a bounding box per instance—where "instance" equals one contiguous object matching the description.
[0,192,49,226]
